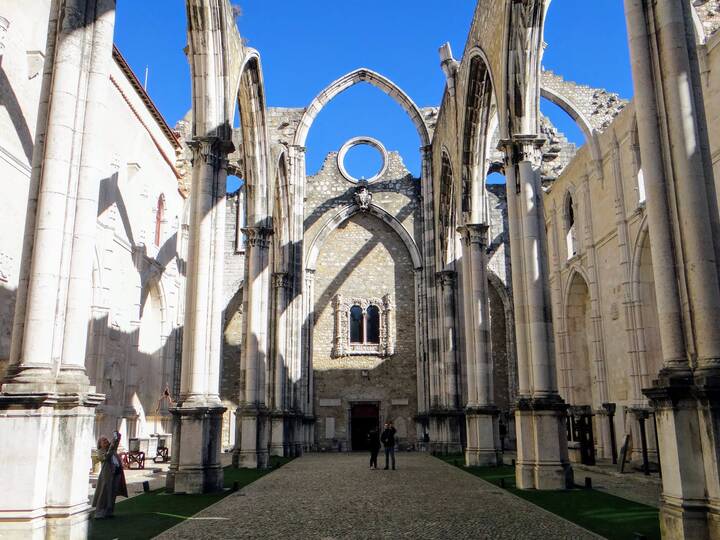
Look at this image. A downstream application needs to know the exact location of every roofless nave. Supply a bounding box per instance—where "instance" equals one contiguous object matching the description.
[1,1,720,539]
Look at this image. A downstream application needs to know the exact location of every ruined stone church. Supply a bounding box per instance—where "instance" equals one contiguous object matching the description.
[1,0,720,539]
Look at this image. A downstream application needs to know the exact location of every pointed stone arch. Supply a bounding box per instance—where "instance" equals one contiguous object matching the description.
[293,68,430,149]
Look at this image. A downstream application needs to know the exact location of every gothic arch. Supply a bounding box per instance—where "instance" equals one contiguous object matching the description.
[438,149,457,267]
[562,268,594,405]
[461,49,498,221]
[272,150,291,273]
[305,204,422,272]
[235,52,271,225]
[293,68,430,148]
[539,85,594,143]
[630,216,663,384]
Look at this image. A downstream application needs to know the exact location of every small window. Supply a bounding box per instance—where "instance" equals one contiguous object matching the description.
[155,194,166,247]
[565,194,577,259]
[366,305,380,344]
[350,306,363,343]
[637,168,646,205]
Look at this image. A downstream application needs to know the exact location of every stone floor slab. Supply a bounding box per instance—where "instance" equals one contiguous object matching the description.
[157,453,600,540]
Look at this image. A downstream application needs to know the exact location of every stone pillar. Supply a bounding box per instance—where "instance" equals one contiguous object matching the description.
[460,224,501,466]
[625,1,720,537]
[166,137,228,494]
[235,226,272,468]
[502,137,572,490]
[435,270,462,453]
[270,272,289,457]
[0,1,114,537]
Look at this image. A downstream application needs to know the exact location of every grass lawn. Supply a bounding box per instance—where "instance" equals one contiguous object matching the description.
[89,457,293,540]
[435,454,660,540]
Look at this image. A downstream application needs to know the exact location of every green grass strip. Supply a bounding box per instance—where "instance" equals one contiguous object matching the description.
[435,454,660,540]
[89,457,293,540]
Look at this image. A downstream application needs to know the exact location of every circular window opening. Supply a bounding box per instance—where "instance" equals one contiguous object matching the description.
[337,136,388,183]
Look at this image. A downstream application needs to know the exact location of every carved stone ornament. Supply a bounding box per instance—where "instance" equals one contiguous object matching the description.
[354,181,373,211]
[331,294,395,358]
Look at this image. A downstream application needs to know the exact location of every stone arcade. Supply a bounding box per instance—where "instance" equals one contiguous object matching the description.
[0,1,720,539]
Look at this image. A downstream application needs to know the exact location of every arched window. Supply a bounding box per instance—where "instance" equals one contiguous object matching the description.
[155,194,165,247]
[350,305,364,343]
[332,295,395,357]
[565,193,577,259]
[366,305,380,344]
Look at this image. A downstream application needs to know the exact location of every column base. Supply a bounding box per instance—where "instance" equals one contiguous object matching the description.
[233,405,269,469]
[515,397,573,490]
[166,403,225,494]
[645,371,720,540]
[428,408,464,455]
[0,390,103,539]
[465,406,501,467]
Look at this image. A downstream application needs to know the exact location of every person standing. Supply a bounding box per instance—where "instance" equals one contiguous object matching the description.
[381,421,397,470]
[367,426,381,469]
[93,431,128,519]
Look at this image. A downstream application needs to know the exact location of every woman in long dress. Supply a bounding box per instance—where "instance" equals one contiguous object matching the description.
[92,432,128,519]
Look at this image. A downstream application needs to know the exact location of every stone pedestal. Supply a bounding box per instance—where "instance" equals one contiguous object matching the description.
[645,374,720,540]
[166,404,225,494]
[465,406,501,466]
[234,406,269,468]
[0,391,103,539]
[515,397,572,490]
[269,412,287,457]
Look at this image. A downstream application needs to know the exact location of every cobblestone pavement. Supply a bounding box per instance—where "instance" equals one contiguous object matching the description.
[158,453,600,540]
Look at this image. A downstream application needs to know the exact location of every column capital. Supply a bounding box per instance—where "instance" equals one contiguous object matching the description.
[497,135,545,166]
[241,226,273,248]
[457,223,489,247]
[272,272,289,290]
[188,136,234,168]
[435,269,456,287]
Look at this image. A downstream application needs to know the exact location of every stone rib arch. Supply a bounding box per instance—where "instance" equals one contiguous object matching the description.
[306,204,422,272]
[293,68,430,148]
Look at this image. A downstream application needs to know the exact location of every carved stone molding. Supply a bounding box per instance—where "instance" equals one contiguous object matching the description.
[331,294,395,358]
[354,181,373,211]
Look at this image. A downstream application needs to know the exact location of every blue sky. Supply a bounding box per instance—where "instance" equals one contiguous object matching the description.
[115,1,632,182]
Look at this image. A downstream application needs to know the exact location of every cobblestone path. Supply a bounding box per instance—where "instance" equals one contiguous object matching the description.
[158,453,599,540]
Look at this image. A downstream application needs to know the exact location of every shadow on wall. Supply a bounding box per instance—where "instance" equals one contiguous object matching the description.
[0,284,17,380]
[0,60,33,164]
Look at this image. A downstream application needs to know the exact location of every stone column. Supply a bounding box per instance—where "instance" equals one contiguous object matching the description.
[235,226,272,468]
[166,136,228,494]
[625,1,720,537]
[460,224,501,466]
[0,1,114,537]
[435,270,462,453]
[270,272,289,457]
[501,137,572,490]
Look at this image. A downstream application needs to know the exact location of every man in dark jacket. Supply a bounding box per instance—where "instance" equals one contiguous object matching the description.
[367,427,381,469]
[380,421,397,470]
